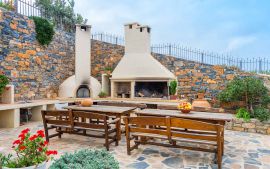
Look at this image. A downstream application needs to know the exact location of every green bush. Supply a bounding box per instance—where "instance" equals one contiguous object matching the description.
[0,74,9,95]
[218,77,270,112]
[236,108,250,122]
[169,80,178,95]
[31,16,54,46]
[254,107,270,122]
[0,2,14,11]
[49,149,119,169]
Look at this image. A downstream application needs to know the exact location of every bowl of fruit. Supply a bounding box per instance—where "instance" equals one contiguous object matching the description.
[177,102,192,113]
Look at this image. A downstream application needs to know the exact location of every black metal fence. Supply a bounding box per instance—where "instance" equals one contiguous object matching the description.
[92,33,270,73]
[91,32,125,46]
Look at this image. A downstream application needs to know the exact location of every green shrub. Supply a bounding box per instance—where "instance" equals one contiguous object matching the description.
[254,107,270,122]
[31,16,54,46]
[49,149,119,169]
[218,77,270,112]
[98,91,107,98]
[236,108,250,122]
[0,2,15,11]
[0,74,9,95]
[169,80,177,95]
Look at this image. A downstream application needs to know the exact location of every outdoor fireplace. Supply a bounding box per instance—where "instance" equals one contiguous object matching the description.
[76,85,91,98]
[135,82,168,98]
[110,22,175,99]
[58,25,101,98]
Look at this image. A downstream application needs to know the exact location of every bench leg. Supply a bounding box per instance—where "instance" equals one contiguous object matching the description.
[105,127,109,151]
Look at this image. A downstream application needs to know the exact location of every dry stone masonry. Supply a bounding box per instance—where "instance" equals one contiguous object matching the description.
[0,9,75,100]
[226,118,270,135]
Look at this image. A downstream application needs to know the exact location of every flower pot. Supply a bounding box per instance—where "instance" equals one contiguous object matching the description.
[170,95,178,100]
[197,93,205,99]
[3,161,46,169]
[180,109,191,114]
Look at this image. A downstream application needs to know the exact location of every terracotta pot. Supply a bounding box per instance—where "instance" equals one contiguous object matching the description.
[180,109,191,114]
[170,95,178,100]
[81,99,93,107]
[197,93,205,99]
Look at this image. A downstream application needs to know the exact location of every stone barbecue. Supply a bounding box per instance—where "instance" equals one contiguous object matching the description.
[110,23,175,99]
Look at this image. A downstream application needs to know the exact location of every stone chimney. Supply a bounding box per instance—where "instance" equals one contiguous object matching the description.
[124,22,151,54]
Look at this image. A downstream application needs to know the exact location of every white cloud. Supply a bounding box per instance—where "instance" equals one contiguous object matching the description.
[226,36,257,51]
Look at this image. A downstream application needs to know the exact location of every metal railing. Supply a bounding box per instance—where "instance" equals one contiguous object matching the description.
[91,32,125,46]
[91,33,270,73]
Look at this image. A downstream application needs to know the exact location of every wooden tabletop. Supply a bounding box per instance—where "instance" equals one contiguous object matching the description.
[136,109,234,122]
[64,105,136,114]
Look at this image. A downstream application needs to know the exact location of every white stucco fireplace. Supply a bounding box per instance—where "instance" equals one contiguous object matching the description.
[110,23,175,99]
[59,24,101,98]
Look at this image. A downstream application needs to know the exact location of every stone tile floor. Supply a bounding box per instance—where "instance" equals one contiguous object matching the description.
[1,122,270,169]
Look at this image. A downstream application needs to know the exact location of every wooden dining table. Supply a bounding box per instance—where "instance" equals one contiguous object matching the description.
[136,109,233,125]
[64,105,136,140]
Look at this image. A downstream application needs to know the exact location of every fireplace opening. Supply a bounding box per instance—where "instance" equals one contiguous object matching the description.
[135,82,168,98]
[76,85,90,98]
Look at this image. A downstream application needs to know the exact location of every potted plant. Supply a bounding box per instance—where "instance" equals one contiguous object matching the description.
[177,102,192,113]
[0,128,57,169]
[197,89,205,99]
[169,80,178,100]
[0,74,9,102]
[98,91,107,98]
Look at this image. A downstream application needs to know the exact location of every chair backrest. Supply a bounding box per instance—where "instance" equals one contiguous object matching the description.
[41,110,72,126]
[169,118,222,141]
[71,111,108,129]
[124,116,169,137]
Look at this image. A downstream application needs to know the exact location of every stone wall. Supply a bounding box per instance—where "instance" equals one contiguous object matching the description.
[226,118,270,135]
[0,9,75,100]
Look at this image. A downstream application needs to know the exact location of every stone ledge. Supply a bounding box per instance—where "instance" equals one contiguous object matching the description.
[226,118,270,135]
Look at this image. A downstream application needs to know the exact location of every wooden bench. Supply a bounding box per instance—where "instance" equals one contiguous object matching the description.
[41,110,120,150]
[124,116,224,169]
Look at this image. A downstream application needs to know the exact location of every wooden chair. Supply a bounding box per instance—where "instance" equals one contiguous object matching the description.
[41,110,72,142]
[71,111,120,150]
[124,116,224,169]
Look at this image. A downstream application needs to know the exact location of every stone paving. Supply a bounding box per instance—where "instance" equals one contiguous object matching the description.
[1,122,270,169]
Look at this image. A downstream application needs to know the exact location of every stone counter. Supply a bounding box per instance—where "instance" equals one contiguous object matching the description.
[226,118,270,135]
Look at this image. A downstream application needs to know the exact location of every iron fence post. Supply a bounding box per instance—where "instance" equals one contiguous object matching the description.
[14,0,18,13]
[169,44,171,55]
[259,59,262,73]
[201,52,204,64]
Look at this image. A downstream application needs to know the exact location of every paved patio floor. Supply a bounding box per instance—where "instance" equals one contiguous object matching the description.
[0,122,270,169]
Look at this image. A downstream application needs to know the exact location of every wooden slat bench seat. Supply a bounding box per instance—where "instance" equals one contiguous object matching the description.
[124,116,224,169]
[41,110,120,150]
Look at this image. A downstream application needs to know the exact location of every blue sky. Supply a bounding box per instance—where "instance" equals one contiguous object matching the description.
[74,0,270,59]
